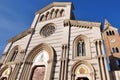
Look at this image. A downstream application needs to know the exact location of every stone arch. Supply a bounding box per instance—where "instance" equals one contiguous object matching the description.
[24,43,54,80]
[71,61,95,80]
[26,43,54,62]
[0,65,12,80]
[5,45,20,62]
[72,35,91,59]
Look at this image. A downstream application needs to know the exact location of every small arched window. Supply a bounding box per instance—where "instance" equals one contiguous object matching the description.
[10,49,18,61]
[109,30,112,35]
[112,31,115,35]
[106,31,109,36]
[116,47,119,53]
[56,9,60,17]
[39,15,44,21]
[51,9,56,18]
[46,12,51,20]
[112,47,119,53]
[60,9,65,17]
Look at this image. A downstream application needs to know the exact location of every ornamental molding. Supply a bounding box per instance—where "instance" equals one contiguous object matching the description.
[64,19,101,29]
[7,28,34,43]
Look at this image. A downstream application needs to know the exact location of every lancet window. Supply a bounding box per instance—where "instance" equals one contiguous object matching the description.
[77,40,86,56]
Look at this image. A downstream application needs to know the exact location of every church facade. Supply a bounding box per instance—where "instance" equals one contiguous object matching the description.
[0,2,119,80]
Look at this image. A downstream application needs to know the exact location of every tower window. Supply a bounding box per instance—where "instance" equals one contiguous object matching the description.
[112,31,115,35]
[107,30,115,36]
[116,47,119,53]
[112,48,116,53]
[112,47,119,53]
[109,31,112,35]
[106,31,109,36]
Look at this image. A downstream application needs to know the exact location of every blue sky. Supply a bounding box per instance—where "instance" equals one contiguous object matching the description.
[0,0,120,54]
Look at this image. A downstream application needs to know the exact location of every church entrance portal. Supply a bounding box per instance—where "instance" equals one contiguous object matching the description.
[32,66,45,80]
[76,77,89,80]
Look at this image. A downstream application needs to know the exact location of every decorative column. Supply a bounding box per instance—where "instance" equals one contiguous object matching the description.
[8,63,22,80]
[95,40,102,80]
[99,40,110,80]
[19,61,33,80]
[95,39,110,80]
[59,44,68,80]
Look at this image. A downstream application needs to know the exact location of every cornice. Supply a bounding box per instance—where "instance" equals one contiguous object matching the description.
[35,2,73,15]
[7,28,34,43]
[64,19,101,29]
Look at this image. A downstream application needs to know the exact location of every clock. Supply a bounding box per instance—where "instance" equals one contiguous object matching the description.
[111,39,115,43]
[40,23,56,37]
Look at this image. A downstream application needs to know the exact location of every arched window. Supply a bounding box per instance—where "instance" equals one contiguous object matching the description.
[116,47,119,53]
[60,9,65,17]
[51,9,56,18]
[77,40,86,56]
[39,15,44,21]
[109,30,112,35]
[42,15,46,21]
[56,9,60,17]
[106,31,109,36]
[112,48,116,53]
[5,46,19,62]
[112,47,119,53]
[10,49,18,61]
[73,35,90,59]
[46,12,51,20]
[112,31,115,35]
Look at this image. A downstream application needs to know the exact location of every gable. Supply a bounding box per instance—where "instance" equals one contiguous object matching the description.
[36,2,73,21]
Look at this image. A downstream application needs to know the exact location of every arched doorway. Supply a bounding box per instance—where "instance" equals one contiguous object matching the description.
[71,61,95,80]
[32,66,46,80]
[76,77,89,80]
[24,43,54,80]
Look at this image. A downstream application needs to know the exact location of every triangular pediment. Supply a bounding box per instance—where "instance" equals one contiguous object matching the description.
[35,2,73,22]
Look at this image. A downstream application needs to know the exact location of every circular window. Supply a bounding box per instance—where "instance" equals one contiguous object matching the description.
[40,23,56,37]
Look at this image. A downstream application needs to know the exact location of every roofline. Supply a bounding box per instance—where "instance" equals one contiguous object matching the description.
[64,19,101,28]
[35,2,73,15]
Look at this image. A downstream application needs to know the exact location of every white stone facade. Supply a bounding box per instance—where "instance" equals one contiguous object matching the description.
[0,2,115,80]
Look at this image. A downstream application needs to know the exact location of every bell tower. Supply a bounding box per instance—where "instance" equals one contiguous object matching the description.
[102,19,120,70]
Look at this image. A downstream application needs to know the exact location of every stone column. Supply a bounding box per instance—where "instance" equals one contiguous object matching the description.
[19,61,33,80]
[8,63,22,80]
